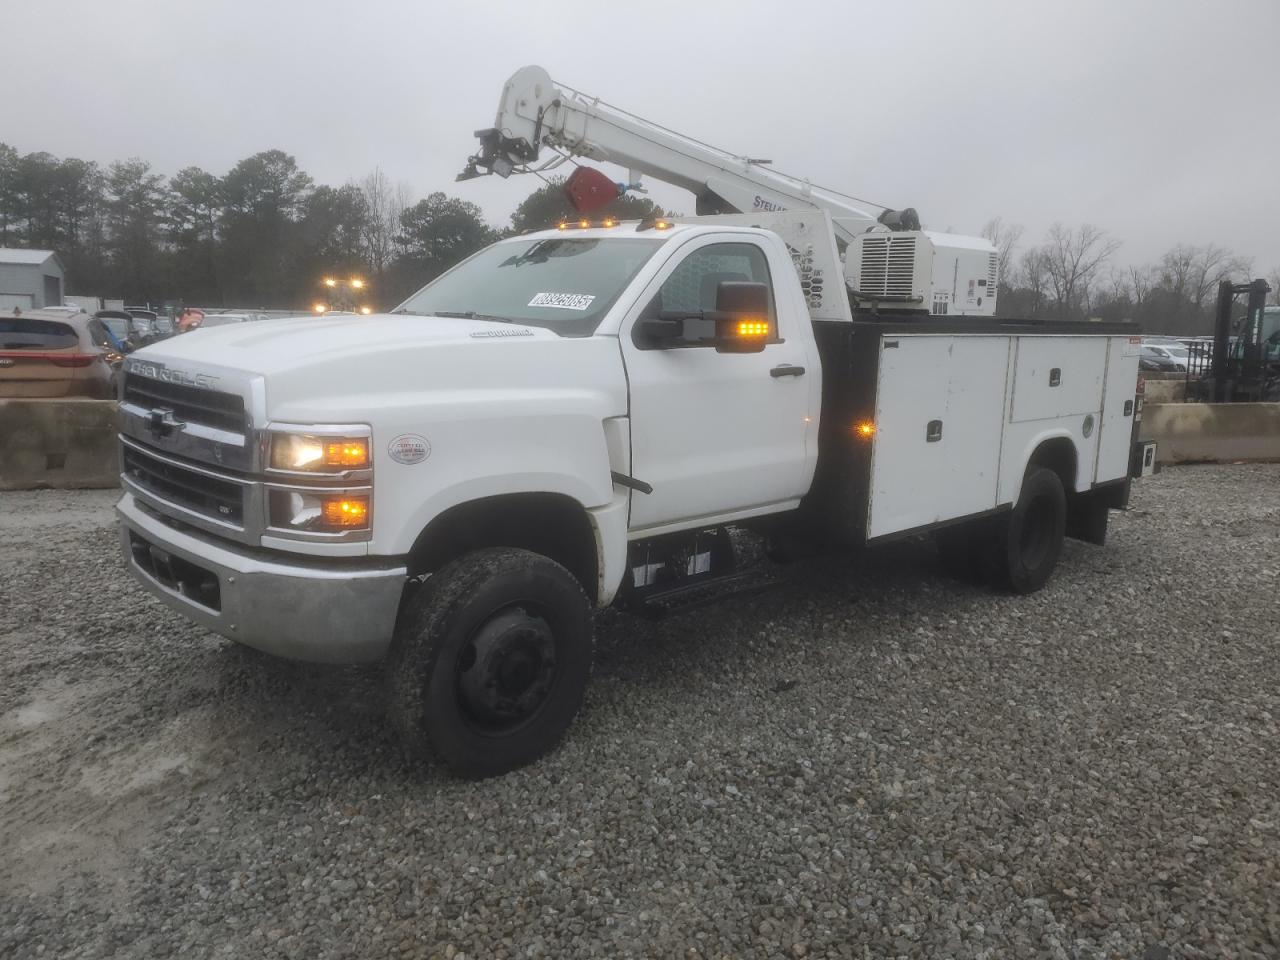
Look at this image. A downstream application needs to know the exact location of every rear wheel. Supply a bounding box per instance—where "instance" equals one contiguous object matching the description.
[386,548,594,777]
[982,467,1067,594]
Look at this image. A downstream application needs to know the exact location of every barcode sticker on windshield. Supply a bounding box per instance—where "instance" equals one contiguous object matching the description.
[528,292,596,311]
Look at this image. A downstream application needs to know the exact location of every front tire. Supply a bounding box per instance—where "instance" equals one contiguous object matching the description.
[387,548,594,777]
[983,467,1067,594]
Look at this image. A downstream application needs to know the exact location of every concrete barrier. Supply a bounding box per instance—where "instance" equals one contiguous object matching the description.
[0,399,120,490]
[1140,376,1188,404]
[1140,402,1280,464]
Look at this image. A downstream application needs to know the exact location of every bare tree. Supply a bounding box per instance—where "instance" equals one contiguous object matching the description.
[1127,263,1157,308]
[1019,247,1050,317]
[1101,267,1131,305]
[1041,223,1121,319]
[389,180,414,259]
[1189,243,1252,313]
[980,216,1023,289]
[359,168,394,275]
[1270,266,1280,306]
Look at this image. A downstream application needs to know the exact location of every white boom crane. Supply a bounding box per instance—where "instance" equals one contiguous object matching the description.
[460,66,999,318]
[457,65,900,246]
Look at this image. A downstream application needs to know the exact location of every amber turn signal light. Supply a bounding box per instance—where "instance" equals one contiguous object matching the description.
[324,440,370,468]
[735,319,770,338]
[322,497,370,528]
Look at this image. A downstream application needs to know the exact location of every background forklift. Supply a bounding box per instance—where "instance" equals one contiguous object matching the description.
[1189,278,1278,402]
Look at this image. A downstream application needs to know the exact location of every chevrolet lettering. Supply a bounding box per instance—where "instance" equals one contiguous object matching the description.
[127,360,219,390]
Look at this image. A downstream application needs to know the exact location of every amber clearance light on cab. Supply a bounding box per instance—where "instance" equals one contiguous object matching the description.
[855,420,877,439]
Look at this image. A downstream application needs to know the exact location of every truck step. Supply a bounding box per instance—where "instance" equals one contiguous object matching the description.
[633,568,783,620]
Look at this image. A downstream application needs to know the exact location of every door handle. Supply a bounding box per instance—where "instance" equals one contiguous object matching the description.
[770,364,805,378]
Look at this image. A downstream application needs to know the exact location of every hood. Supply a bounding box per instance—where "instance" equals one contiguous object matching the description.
[135,313,558,378]
[129,312,624,425]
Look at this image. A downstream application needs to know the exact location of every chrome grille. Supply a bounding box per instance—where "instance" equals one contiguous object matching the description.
[122,441,245,526]
[123,373,246,434]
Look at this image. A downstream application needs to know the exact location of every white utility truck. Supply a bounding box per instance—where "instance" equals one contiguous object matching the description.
[116,67,1146,775]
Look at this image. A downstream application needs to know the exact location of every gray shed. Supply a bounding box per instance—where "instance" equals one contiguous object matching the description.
[0,249,66,311]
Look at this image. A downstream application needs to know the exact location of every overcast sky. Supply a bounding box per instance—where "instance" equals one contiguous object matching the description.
[4,0,1277,273]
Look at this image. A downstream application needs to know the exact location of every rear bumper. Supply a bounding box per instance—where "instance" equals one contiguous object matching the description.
[117,493,406,663]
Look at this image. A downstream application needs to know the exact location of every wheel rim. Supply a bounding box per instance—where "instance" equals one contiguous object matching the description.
[455,606,558,733]
[1019,495,1055,571]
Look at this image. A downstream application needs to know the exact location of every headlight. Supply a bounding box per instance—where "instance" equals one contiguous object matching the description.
[270,432,370,471]
[269,490,371,532]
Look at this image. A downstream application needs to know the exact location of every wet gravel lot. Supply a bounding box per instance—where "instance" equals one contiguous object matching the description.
[1,465,1278,959]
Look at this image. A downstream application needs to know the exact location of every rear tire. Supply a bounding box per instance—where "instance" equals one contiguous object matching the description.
[982,467,1067,594]
[386,547,594,777]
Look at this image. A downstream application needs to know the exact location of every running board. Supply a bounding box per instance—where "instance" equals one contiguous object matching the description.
[633,569,782,620]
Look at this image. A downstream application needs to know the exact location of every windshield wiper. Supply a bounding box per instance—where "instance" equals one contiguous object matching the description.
[429,310,518,324]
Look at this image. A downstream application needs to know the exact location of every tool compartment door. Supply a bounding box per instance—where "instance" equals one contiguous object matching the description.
[869,337,949,537]
[868,335,1008,539]
[1011,337,1107,422]
[938,337,1011,519]
[1094,336,1140,483]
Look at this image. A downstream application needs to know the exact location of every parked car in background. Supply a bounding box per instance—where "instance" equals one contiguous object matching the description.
[1139,346,1182,372]
[0,309,117,398]
[1141,343,1188,371]
[123,308,178,345]
[124,310,157,341]
[94,311,138,352]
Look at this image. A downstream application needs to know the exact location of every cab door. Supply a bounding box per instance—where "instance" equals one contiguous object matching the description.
[619,236,817,531]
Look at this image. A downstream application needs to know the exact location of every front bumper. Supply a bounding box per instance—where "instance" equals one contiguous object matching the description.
[117,493,406,663]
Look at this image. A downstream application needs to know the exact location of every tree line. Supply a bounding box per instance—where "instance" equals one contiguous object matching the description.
[983,218,1276,334]
[1,142,1273,329]
[0,145,664,310]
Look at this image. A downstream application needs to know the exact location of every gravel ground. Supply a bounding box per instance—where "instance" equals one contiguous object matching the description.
[1,467,1278,959]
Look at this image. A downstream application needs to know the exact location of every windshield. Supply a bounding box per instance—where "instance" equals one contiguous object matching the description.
[394,237,664,337]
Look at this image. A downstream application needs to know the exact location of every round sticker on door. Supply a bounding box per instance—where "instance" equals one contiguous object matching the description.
[388,434,430,465]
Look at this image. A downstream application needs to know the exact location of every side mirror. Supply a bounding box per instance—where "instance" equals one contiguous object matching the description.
[633,316,684,349]
[713,281,772,354]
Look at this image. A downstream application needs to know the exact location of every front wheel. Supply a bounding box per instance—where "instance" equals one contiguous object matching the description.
[386,548,594,777]
[982,467,1067,594]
